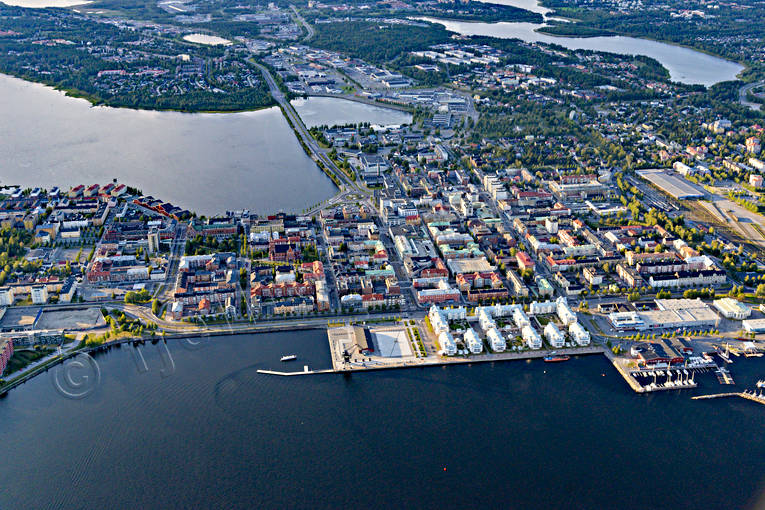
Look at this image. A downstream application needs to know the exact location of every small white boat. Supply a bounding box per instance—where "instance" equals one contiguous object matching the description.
[280,355,297,362]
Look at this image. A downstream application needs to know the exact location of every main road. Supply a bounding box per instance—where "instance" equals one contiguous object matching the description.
[254,61,368,199]
[290,5,314,40]
[117,302,417,335]
[739,80,764,112]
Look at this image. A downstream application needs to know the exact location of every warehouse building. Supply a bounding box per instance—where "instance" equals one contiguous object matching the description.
[713,298,751,320]
[636,169,704,200]
[608,298,719,331]
[743,319,765,334]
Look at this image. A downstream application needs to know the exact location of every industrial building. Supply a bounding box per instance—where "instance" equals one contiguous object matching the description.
[743,318,765,334]
[608,298,719,331]
[636,169,704,200]
[713,298,751,320]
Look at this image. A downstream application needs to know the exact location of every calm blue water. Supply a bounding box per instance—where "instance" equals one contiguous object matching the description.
[0,74,338,216]
[291,97,412,129]
[0,331,763,509]
[416,17,744,86]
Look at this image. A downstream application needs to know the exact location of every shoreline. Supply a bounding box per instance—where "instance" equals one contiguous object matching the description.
[1,323,735,399]
[0,328,610,397]
[0,70,343,216]
[278,103,344,189]
[0,0,91,7]
[0,325,328,397]
[533,0,749,78]
[0,71,278,115]
[295,93,415,114]
[419,16,747,84]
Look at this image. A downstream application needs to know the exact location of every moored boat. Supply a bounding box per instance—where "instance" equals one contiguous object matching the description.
[543,355,571,362]
[280,355,297,362]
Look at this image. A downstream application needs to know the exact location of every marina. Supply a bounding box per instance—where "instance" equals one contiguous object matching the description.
[243,303,765,401]
[629,368,699,392]
[590,339,759,394]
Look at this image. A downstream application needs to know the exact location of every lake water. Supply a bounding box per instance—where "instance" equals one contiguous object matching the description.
[418,17,744,86]
[182,33,232,46]
[291,96,413,128]
[0,74,337,216]
[476,0,552,16]
[0,330,763,509]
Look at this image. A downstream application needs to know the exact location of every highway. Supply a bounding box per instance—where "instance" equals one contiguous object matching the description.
[116,302,416,335]
[253,60,378,217]
[739,80,764,112]
[290,5,314,40]
[255,63,357,189]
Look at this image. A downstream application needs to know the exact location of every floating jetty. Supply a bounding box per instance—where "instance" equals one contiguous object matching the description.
[606,348,704,393]
[626,367,699,393]
[714,367,735,385]
[692,390,765,406]
[256,367,335,376]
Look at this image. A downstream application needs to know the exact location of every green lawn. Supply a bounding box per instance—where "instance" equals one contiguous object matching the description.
[5,348,55,375]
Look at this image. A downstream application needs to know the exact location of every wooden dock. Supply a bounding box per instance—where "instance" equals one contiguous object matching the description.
[714,367,735,385]
[692,391,765,406]
[256,367,335,376]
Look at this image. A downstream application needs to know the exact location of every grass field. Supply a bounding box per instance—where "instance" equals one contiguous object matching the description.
[5,347,55,375]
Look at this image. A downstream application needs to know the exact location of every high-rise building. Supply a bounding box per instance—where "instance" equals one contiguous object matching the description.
[147,228,160,254]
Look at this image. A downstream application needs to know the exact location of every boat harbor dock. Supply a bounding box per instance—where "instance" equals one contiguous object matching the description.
[255,346,607,377]
[256,367,335,376]
[603,348,732,393]
[715,367,735,385]
[692,390,765,406]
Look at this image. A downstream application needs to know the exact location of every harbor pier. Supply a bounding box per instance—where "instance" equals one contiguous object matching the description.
[692,391,765,406]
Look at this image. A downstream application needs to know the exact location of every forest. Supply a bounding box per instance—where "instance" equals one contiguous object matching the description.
[310,21,452,66]
[0,6,275,112]
[540,0,764,79]
[307,0,543,23]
